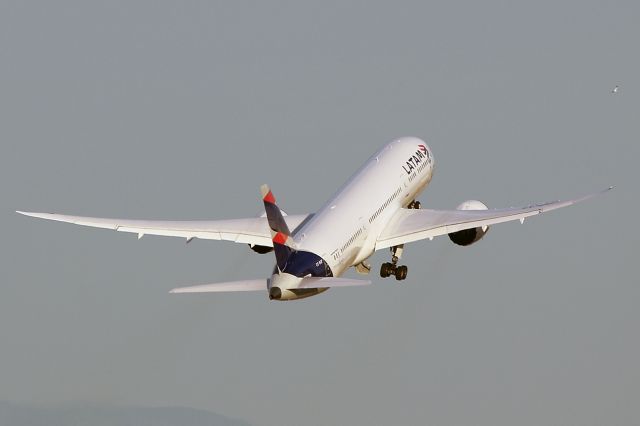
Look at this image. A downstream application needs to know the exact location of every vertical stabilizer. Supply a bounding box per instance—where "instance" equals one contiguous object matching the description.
[260,184,295,270]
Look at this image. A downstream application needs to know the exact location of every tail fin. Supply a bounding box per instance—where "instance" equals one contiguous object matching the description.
[261,184,295,270]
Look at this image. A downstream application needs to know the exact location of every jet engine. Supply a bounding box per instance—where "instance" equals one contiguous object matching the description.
[448,200,490,246]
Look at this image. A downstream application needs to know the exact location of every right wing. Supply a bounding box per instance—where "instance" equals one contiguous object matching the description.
[16,211,309,247]
[376,187,612,249]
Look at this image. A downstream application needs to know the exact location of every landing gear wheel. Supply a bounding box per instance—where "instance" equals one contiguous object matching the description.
[380,262,394,278]
[395,265,408,281]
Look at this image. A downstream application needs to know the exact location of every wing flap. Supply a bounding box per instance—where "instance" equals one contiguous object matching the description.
[376,187,612,249]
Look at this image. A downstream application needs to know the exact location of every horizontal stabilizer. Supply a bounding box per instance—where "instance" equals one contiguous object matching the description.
[297,277,371,289]
[169,279,267,294]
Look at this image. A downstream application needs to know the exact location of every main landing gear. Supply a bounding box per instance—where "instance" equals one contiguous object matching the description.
[380,199,420,281]
[380,246,408,281]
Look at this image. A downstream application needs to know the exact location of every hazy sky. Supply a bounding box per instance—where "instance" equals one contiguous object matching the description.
[1,1,638,425]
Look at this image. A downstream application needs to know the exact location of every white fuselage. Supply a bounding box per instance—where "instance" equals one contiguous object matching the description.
[292,136,434,277]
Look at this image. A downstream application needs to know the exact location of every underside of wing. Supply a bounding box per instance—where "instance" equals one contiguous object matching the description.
[16,211,309,247]
[376,187,612,249]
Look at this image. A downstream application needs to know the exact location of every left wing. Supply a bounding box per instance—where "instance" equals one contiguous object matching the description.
[376,187,612,250]
[16,211,309,247]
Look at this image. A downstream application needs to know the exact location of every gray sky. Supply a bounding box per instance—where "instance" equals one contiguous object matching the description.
[1,1,638,425]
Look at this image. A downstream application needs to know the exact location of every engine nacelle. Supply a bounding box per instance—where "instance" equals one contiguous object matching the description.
[448,200,490,246]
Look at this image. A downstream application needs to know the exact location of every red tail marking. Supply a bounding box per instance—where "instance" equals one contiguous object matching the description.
[263,190,276,204]
[273,232,287,245]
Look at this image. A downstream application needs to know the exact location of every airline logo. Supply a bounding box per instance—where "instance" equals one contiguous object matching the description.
[402,144,431,175]
[273,232,288,245]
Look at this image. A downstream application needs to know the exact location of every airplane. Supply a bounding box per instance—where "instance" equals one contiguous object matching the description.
[17,137,611,301]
